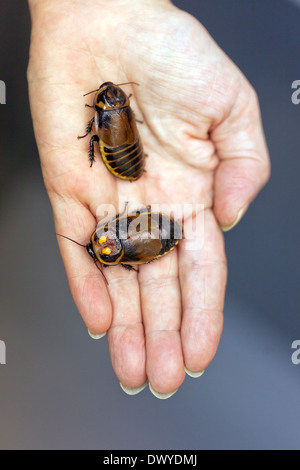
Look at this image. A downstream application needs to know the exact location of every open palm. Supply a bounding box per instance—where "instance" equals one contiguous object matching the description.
[28,0,269,397]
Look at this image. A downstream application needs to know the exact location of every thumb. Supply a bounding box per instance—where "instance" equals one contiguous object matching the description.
[212,86,270,231]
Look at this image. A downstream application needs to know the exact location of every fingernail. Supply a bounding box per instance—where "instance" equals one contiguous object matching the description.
[120,381,148,396]
[88,329,106,340]
[221,206,246,232]
[185,367,205,378]
[149,383,178,399]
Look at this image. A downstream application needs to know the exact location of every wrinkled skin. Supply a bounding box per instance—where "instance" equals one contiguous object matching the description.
[27,0,270,396]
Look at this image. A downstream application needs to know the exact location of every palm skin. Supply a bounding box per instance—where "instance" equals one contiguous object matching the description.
[28,0,270,396]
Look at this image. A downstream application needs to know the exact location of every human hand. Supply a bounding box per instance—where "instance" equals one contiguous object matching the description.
[27,0,270,398]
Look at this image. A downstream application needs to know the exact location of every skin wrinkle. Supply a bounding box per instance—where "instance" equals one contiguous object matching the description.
[108,320,144,332]
[145,327,181,337]
[139,275,178,287]
[52,195,89,221]
[47,173,90,206]
[183,306,224,317]
[68,267,100,282]
[105,272,138,288]
[180,254,227,270]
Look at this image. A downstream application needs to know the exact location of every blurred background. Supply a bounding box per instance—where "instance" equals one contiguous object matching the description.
[0,0,299,450]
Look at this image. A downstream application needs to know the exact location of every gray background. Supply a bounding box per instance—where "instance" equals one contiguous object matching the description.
[0,0,299,450]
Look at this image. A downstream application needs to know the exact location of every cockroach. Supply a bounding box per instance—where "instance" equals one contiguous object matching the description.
[78,81,145,181]
[57,206,182,284]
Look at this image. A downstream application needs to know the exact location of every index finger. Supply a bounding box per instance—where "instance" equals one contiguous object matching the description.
[54,198,112,335]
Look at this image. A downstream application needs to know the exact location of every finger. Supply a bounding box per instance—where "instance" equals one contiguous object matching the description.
[179,209,226,373]
[96,190,147,390]
[54,199,112,334]
[105,266,147,389]
[212,85,270,230]
[139,250,185,395]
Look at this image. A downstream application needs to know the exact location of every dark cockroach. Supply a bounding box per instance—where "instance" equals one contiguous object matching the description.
[57,206,182,284]
[78,81,145,181]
